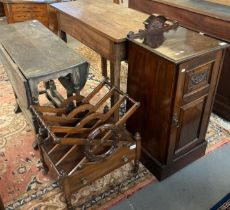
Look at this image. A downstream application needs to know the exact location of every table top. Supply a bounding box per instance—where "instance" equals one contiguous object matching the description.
[129,26,229,63]
[51,0,148,43]
[204,0,230,7]
[0,0,57,3]
[0,20,86,79]
[151,0,230,22]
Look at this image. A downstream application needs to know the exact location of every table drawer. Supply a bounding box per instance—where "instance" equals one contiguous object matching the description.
[11,3,47,13]
[13,12,48,24]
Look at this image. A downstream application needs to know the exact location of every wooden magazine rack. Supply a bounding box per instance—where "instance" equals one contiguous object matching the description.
[31,79,141,209]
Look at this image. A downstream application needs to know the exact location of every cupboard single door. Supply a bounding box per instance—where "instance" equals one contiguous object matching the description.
[168,51,223,161]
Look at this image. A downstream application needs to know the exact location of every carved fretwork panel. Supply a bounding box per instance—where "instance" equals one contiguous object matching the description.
[182,62,214,104]
[184,62,213,95]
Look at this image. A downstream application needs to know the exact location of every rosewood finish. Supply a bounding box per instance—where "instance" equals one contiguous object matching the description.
[129,0,230,120]
[127,23,228,179]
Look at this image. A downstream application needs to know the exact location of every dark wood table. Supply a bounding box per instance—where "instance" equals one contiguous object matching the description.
[0,20,88,134]
[51,0,148,92]
[129,0,230,120]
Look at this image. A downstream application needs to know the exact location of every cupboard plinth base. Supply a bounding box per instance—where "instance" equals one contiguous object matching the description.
[141,141,207,180]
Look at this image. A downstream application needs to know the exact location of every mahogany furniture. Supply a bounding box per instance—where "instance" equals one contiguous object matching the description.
[51,0,148,95]
[0,20,89,137]
[31,79,141,209]
[1,0,58,32]
[126,17,228,180]
[0,2,4,16]
[129,0,230,120]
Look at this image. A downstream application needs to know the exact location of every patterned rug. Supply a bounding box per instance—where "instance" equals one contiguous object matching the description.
[0,45,229,210]
[211,192,230,210]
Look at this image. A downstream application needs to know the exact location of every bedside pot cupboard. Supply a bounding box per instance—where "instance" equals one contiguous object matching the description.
[126,26,228,180]
[129,0,230,121]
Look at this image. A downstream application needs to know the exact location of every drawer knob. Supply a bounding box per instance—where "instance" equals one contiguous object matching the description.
[122,155,129,163]
[81,177,88,185]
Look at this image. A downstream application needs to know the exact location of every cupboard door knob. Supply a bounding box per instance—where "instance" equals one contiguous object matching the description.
[172,113,180,128]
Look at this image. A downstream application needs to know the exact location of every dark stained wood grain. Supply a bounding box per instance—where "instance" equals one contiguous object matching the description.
[31,80,141,209]
[129,0,230,121]
[127,26,227,179]
[129,0,230,42]
[131,26,226,63]
[214,48,230,120]
[0,2,4,17]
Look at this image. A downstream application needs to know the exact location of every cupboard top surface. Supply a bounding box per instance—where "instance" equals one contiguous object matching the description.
[129,26,228,63]
[0,21,87,79]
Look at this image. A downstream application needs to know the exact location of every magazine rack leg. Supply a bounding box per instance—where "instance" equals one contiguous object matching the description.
[133,132,141,173]
[37,127,49,175]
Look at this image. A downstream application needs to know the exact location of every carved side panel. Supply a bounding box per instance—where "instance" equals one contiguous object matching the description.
[169,51,223,161]
[184,62,212,94]
[182,57,215,105]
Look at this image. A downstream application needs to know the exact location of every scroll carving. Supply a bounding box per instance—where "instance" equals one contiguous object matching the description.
[188,70,209,89]
[127,14,178,48]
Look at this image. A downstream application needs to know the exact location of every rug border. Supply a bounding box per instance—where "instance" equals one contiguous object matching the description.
[210,192,230,210]
[100,176,156,210]
[206,138,230,154]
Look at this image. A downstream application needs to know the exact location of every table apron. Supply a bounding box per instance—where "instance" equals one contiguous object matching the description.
[58,12,119,61]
